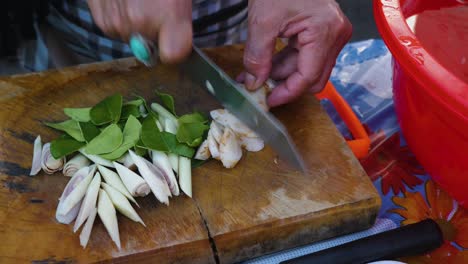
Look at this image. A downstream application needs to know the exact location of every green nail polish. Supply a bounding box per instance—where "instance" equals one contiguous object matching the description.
[129,34,158,66]
[130,37,150,62]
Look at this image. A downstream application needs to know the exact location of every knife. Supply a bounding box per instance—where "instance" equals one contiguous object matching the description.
[129,35,306,172]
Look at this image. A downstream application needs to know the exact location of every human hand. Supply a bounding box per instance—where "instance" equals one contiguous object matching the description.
[88,0,193,63]
[238,0,352,107]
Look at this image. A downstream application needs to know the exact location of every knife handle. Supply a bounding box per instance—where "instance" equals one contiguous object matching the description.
[280,219,443,264]
[315,81,370,159]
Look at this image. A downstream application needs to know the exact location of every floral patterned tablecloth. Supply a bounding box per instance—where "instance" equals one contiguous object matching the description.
[245,39,468,264]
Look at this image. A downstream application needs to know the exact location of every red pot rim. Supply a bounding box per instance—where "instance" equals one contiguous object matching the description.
[373,0,468,122]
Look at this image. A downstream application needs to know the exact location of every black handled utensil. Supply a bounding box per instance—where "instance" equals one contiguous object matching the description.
[280,219,443,264]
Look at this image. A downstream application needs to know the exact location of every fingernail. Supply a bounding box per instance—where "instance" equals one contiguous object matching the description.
[244,73,258,90]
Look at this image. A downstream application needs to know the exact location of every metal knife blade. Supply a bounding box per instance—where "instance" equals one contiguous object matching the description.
[180,46,306,172]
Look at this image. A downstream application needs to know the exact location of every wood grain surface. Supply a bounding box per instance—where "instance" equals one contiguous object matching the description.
[0,44,380,263]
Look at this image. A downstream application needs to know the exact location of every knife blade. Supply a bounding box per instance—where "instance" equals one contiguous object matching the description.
[180,46,306,172]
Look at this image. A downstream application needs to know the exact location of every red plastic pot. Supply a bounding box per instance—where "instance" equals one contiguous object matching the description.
[374,0,468,207]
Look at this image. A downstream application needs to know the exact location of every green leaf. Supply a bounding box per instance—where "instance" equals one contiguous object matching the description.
[121,105,141,120]
[64,107,91,122]
[45,120,85,142]
[178,112,208,124]
[157,91,176,116]
[84,124,123,155]
[135,96,158,118]
[176,122,209,147]
[192,159,209,169]
[90,94,123,125]
[50,135,85,159]
[141,115,194,158]
[134,139,148,156]
[124,99,144,106]
[176,112,209,147]
[100,115,142,160]
[79,122,101,142]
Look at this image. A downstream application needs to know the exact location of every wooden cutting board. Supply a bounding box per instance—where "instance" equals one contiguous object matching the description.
[0,44,380,264]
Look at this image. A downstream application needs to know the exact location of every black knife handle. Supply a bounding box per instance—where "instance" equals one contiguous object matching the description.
[280,219,443,264]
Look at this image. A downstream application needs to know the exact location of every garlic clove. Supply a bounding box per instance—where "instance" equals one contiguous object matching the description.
[207,130,220,160]
[194,139,210,160]
[240,136,265,152]
[219,127,243,169]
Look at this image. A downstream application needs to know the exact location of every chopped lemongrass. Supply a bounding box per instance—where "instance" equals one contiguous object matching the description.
[79,207,97,248]
[152,150,179,196]
[151,103,178,126]
[73,172,101,232]
[79,150,114,168]
[113,162,150,197]
[30,135,43,176]
[116,152,136,170]
[164,119,180,173]
[56,166,90,223]
[56,200,82,224]
[97,189,121,250]
[57,167,93,216]
[129,150,170,205]
[63,154,90,177]
[101,182,145,226]
[97,165,138,206]
[41,143,66,174]
[178,156,192,197]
